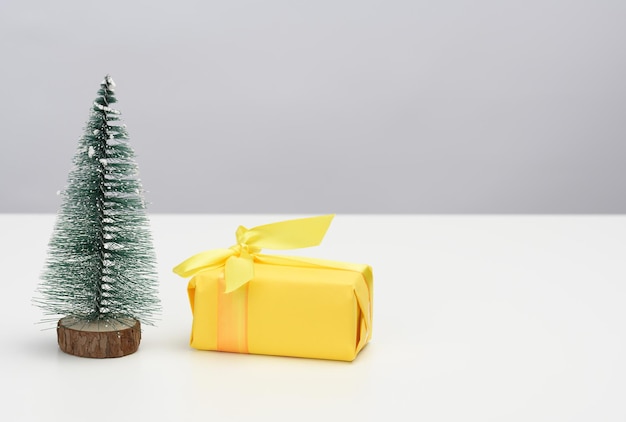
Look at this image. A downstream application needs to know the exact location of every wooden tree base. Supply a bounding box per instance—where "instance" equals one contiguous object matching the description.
[57,317,141,358]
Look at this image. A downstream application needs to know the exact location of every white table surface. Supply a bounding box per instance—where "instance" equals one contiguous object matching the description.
[2,214,625,421]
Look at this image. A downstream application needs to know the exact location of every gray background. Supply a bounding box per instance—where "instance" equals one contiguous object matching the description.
[2,0,625,214]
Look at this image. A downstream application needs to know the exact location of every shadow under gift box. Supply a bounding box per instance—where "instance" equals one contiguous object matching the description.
[187,260,373,362]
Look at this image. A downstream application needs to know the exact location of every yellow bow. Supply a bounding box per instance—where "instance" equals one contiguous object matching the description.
[173,215,335,293]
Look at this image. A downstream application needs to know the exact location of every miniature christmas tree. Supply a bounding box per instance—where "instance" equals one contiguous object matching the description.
[34,75,160,358]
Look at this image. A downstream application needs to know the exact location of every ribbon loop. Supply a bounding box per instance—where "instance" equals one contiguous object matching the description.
[235,214,334,250]
[172,248,235,278]
[173,214,335,293]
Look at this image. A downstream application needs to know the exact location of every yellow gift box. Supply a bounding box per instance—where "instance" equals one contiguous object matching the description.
[173,215,373,362]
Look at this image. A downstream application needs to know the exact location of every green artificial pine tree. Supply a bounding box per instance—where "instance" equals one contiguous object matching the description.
[34,75,160,358]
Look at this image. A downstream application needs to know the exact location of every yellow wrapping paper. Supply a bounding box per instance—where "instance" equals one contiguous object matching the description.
[173,215,373,362]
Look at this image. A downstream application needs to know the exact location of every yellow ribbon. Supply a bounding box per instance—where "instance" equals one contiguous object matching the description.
[173,214,335,293]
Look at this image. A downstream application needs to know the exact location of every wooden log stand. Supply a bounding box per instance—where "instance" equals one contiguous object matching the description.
[57,316,141,358]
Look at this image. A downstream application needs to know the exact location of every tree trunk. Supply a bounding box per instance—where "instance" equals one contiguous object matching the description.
[57,317,141,358]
